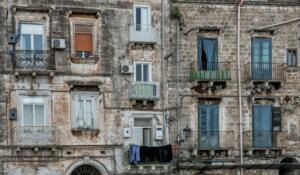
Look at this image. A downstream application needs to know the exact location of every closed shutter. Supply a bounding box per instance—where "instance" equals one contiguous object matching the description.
[253,105,272,148]
[84,95,95,128]
[75,25,93,52]
[272,107,282,131]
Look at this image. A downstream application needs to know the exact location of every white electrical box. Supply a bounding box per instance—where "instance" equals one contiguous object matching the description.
[123,128,131,138]
[155,126,163,140]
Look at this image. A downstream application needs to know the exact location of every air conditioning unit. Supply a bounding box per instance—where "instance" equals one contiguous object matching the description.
[51,38,66,49]
[120,64,133,74]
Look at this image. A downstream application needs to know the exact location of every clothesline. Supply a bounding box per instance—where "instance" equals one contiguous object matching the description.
[129,144,173,165]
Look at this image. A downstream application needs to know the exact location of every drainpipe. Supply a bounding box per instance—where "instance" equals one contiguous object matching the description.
[176,20,180,143]
[160,0,167,144]
[237,0,244,175]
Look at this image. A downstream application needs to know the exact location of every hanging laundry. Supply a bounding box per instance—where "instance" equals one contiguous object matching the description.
[140,146,150,163]
[129,144,140,164]
[159,144,173,163]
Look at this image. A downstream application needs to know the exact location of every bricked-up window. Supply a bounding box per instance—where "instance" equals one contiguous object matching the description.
[287,49,297,67]
[74,24,93,58]
[72,92,97,130]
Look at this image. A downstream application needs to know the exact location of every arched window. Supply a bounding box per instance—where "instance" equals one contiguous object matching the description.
[71,165,101,175]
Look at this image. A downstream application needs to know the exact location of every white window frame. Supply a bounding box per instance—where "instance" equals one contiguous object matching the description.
[133,117,153,146]
[133,4,151,29]
[21,96,47,126]
[71,91,97,130]
[20,23,45,50]
[134,62,152,82]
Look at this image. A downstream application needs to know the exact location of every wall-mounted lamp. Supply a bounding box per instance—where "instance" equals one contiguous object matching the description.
[182,125,192,138]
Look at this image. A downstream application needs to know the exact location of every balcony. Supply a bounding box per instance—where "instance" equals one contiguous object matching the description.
[129,25,158,44]
[243,131,287,156]
[129,82,159,101]
[186,131,234,157]
[13,50,55,70]
[14,126,56,146]
[244,62,286,81]
[190,62,231,82]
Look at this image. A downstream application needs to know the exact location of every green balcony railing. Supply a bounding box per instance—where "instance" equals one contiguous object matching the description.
[129,82,159,100]
[190,62,231,81]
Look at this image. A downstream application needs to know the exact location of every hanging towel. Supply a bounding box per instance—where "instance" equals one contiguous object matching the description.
[140,146,150,163]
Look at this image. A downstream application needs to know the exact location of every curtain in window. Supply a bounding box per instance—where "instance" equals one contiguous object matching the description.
[23,104,33,126]
[253,105,272,148]
[197,39,217,70]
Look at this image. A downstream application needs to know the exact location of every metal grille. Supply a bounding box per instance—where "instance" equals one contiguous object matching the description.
[71,165,100,175]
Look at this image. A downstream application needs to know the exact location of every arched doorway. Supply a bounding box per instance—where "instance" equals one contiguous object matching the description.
[279,157,299,175]
[71,165,101,175]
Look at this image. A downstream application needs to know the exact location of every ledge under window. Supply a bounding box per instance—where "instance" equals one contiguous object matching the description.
[70,56,99,64]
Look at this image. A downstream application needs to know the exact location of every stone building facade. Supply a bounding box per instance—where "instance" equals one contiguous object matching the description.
[0,0,299,175]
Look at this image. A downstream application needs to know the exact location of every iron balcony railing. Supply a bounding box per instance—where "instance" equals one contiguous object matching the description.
[243,131,288,149]
[129,82,159,100]
[129,24,158,43]
[188,131,234,150]
[14,126,56,145]
[190,62,231,81]
[13,50,55,70]
[244,62,286,81]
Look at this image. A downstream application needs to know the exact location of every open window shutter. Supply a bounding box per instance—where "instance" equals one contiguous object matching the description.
[272,107,282,131]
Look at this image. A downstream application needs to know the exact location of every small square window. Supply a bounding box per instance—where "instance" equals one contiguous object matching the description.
[287,49,297,67]
[74,24,93,58]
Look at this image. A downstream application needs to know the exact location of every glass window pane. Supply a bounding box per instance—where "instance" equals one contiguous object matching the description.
[35,105,44,126]
[136,8,141,31]
[143,128,151,146]
[143,64,149,82]
[21,34,31,50]
[134,128,143,145]
[23,104,33,126]
[33,35,43,51]
[136,64,142,81]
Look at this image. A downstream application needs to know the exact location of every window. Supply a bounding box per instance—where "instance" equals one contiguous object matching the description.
[134,62,151,82]
[134,5,150,31]
[20,23,44,51]
[74,24,93,58]
[251,38,272,80]
[134,118,152,146]
[197,38,218,70]
[287,49,297,67]
[198,104,219,149]
[252,105,272,148]
[22,97,47,126]
[72,92,97,129]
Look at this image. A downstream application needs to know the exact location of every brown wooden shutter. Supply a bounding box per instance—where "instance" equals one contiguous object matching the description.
[75,34,92,52]
[74,24,93,52]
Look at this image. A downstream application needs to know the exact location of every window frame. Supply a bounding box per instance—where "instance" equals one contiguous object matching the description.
[134,62,152,83]
[19,22,45,51]
[71,91,98,130]
[133,4,151,30]
[286,48,298,67]
[21,96,48,127]
[133,117,153,146]
[70,18,97,59]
